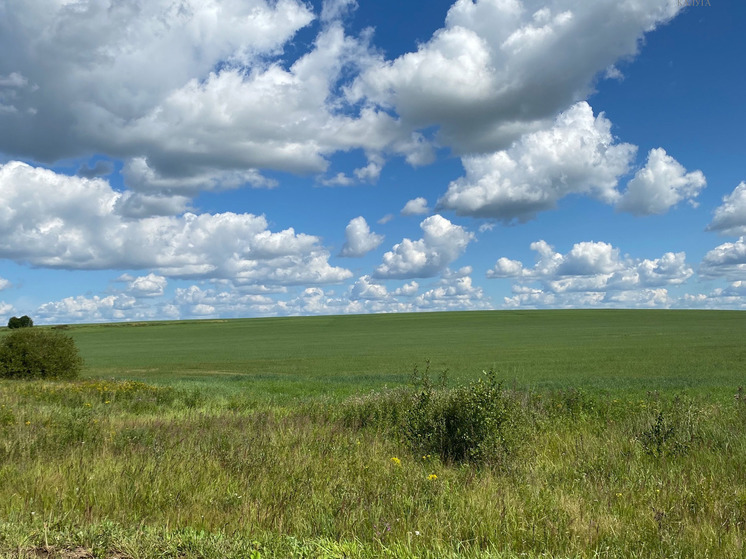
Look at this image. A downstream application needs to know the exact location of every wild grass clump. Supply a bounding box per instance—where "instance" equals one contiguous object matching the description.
[333,387,412,431]
[0,328,82,380]
[637,409,688,458]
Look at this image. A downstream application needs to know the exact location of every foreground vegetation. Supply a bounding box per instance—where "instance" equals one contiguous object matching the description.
[1,375,746,558]
[1,310,745,557]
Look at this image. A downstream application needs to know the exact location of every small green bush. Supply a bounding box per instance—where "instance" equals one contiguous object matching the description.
[0,328,83,379]
[403,364,514,465]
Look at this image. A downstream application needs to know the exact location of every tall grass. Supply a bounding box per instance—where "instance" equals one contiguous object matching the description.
[2,375,745,558]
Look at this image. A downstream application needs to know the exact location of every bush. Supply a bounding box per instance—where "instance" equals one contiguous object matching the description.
[0,328,83,379]
[403,364,515,465]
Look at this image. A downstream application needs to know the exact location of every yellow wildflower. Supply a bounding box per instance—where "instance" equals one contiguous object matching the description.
[390,457,401,466]
[428,474,437,481]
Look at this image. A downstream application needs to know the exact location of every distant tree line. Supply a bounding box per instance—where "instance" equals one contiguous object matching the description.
[7,315,33,329]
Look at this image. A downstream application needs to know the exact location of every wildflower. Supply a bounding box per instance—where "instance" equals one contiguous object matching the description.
[25,421,30,425]
[428,474,437,481]
[391,457,401,466]
[105,401,110,404]
[616,493,622,497]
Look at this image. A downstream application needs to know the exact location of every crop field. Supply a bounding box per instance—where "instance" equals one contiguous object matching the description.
[63,309,746,398]
[1,310,746,558]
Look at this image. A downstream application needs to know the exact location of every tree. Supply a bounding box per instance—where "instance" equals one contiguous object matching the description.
[0,328,82,379]
[7,315,33,329]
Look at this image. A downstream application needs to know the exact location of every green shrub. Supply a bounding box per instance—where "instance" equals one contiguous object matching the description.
[0,328,83,379]
[403,364,514,465]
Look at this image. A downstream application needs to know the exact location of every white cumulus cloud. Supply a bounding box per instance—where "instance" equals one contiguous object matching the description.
[108,26,431,188]
[321,0,357,22]
[393,281,419,297]
[350,275,389,300]
[412,274,491,311]
[675,281,746,310]
[491,239,693,308]
[0,0,314,160]
[37,294,142,324]
[128,274,168,298]
[0,161,351,284]
[349,0,681,153]
[437,102,635,222]
[487,257,525,278]
[707,182,746,236]
[374,215,474,279]
[339,217,384,257]
[616,148,706,215]
[0,0,685,196]
[438,103,705,222]
[401,197,430,216]
[699,237,746,280]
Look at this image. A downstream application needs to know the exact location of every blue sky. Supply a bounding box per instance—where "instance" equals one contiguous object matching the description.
[0,0,744,323]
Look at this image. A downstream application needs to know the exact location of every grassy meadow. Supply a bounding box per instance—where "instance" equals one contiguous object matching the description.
[1,310,746,558]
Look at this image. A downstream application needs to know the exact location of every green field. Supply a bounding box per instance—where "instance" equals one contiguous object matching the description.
[68,309,746,398]
[1,310,746,558]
